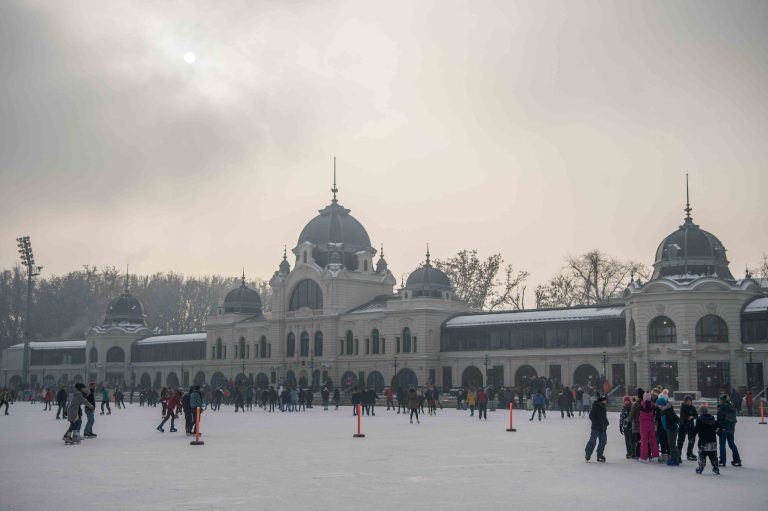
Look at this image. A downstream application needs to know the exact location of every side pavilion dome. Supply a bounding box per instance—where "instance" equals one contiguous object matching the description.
[223,273,263,315]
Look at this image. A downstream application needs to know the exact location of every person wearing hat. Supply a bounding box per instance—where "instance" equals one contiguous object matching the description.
[677,395,698,461]
[657,394,681,466]
[638,391,659,461]
[716,394,742,467]
[628,388,644,459]
[584,392,609,462]
[619,395,634,458]
[694,405,719,475]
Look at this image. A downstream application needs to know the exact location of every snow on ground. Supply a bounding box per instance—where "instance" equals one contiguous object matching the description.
[1,403,767,511]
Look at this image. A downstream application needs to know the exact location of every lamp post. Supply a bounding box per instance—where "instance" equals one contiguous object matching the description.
[393,356,399,388]
[310,354,315,389]
[484,353,490,388]
[16,236,42,389]
[747,347,754,391]
[601,351,608,384]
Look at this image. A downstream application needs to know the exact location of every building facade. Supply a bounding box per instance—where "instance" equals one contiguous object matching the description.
[2,186,767,397]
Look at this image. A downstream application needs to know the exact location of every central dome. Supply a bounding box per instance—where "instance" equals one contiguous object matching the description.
[104,291,145,326]
[296,199,374,269]
[651,216,733,280]
[223,275,263,315]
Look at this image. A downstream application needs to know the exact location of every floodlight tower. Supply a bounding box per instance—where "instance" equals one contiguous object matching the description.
[16,236,42,388]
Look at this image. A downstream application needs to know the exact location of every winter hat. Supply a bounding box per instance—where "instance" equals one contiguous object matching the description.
[656,395,668,406]
[596,393,607,402]
[636,388,645,399]
[643,392,652,402]
[719,394,729,402]
[684,395,693,402]
[699,405,709,414]
[623,395,632,404]
[662,389,670,397]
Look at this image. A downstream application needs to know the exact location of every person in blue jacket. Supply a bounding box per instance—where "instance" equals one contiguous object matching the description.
[529,390,546,421]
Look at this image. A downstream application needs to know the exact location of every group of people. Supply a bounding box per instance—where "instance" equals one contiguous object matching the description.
[585,386,744,473]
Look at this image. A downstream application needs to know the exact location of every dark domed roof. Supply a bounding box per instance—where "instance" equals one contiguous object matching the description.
[652,215,733,281]
[224,276,263,314]
[298,201,372,250]
[405,250,452,295]
[104,290,145,326]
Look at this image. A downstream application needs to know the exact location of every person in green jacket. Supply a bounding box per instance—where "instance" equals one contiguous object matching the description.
[189,386,203,435]
[100,386,111,415]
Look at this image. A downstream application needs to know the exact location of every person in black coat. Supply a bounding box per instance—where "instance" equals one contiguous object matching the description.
[677,395,698,461]
[584,393,609,462]
[55,385,68,420]
[694,406,719,474]
[366,388,378,416]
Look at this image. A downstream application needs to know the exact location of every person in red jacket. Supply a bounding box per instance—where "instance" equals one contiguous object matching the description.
[476,388,488,420]
[385,387,394,411]
[157,389,183,432]
[745,391,754,417]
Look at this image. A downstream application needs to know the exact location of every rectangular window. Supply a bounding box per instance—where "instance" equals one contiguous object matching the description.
[234,346,238,359]
[413,336,417,353]
[549,364,562,386]
[396,337,401,353]
[340,340,344,356]
[267,344,272,358]
[211,346,215,359]
[354,338,359,355]
[428,368,436,385]
[442,366,453,388]
[365,338,370,355]
[224,346,227,359]
[270,371,276,384]
[246,344,250,359]
[381,338,386,354]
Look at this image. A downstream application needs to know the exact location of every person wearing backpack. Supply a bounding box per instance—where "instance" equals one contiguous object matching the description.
[716,394,742,467]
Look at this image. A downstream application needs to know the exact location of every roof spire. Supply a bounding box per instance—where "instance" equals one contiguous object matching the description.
[331,156,338,203]
[283,245,288,260]
[380,243,385,258]
[124,265,130,293]
[241,268,246,287]
[684,173,692,221]
[425,243,431,266]
[745,265,752,280]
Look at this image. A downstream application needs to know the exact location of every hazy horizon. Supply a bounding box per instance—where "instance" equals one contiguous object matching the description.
[2,1,767,295]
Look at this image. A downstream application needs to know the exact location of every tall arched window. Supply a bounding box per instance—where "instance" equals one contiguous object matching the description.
[345,331,354,355]
[287,333,296,357]
[216,338,223,359]
[372,329,380,354]
[89,347,98,364]
[106,346,125,363]
[314,331,323,357]
[402,327,412,353]
[289,279,324,311]
[239,337,246,359]
[300,331,310,357]
[696,315,728,343]
[649,316,676,343]
[364,260,368,272]
[260,336,267,358]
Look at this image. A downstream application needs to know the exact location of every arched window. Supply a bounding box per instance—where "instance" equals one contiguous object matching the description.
[289,279,323,311]
[345,331,353,355]
[89,347,98,364]
[696,315,728,343]
[303,251,307,264]
[314,331,323,357]
[106,346,125,363]
[649,316,676,343]
[628,319,636,345]
[300,331,310,357]
[372,329,380,354]
[216,338,223,359]
[363,260,368,272]
[260,336,267,358]
[239,337,246,359]
[287,333,296,358]
[402,328,412,353]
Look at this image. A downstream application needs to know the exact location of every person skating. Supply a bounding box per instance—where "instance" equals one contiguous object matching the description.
[584,393,609,462]
[367,387,378,416]
[321,386,330,410]
[530,390,545,421]
[638,392,659,462]
[657,394,681,466]
[333,388,340,410]
[55,385,67,420]
[619,396,633,458]
[694,405,720,475]
[677,395,698,461]
[63,383,94,444]
[716,394,742,467]
[581,390,591,418]
[158,389,183,432]
[466,388,476,417]
[0,388,11,415]
[576,387,584,417]
[477,387,488,420]
[407,385,420,424]
[396,387,406,414]
[557,391,569,419]
[83,383,97,438]
[43,389,53,411]
[385,387,394,411]
[182,387,193,435]
[744,391,754,417]
[100,386,111,415]
[189,386,203,436]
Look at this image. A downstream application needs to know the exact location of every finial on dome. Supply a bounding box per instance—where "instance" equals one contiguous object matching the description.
[283,245,288,260]
[380,243,385,258]
[241,268,246,287]
[745,265,752,280]
[684,173,692,222]
[331,156,338,203]
[426,243,431,266]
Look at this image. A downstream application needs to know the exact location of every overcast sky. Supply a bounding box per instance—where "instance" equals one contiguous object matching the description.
[1,0,766,298]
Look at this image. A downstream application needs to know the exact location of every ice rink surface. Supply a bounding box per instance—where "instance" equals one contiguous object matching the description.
[1,403,767,511]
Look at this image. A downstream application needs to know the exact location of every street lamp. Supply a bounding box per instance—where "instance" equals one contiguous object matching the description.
[393,356,399,388]
[747,347,754,391]
[601,351,608,383]
[484,353,490,388]
[16,236,42,389]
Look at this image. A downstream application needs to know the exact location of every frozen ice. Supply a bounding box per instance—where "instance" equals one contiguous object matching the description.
[1,403,766,510]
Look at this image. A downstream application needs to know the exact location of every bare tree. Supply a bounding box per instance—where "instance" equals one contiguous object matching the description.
[433,250,528,311]
[538,250,650,307]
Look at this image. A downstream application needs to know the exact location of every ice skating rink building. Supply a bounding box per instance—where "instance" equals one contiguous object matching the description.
[3,186,767,398]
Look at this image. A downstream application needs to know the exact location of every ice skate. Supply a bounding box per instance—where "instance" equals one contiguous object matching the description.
[157,425,164,432]
[169,427,177,432]
[597,456,606,463]
[713,467,720,475]
[695,466,703,474]
[731,461,742,467]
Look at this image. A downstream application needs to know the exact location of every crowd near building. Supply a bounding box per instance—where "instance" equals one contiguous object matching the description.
[2,181,767,400]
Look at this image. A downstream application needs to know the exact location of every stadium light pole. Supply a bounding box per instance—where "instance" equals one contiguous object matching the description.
[16,236,42,389]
